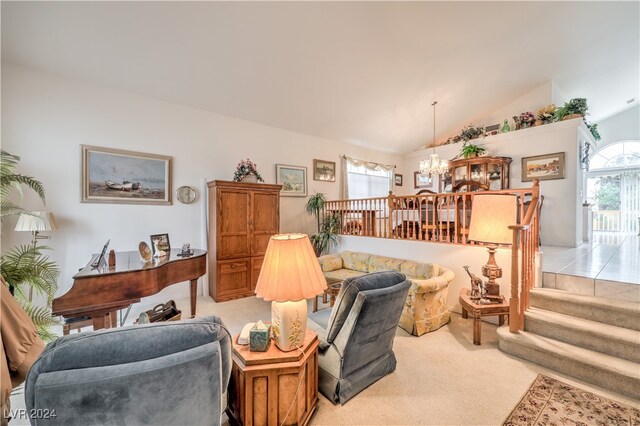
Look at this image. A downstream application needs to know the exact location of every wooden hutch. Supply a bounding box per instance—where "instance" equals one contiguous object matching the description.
[440,156,512,192]
[208,180,282,302]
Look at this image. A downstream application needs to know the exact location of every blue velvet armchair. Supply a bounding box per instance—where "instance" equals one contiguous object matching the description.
[25,316,231,425]
[307,271,411,404]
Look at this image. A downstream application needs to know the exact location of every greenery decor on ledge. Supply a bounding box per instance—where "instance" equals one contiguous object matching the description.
[536,104,558,125]
[555,98,588,121]
[587,123,601,141]
[513,111,536,130]
[460,143,487,159]
[459,124,485,142]
[233,158,264,183]
[0,150,59,341]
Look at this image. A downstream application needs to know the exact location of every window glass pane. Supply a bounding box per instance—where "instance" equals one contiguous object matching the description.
[347,171,390,198]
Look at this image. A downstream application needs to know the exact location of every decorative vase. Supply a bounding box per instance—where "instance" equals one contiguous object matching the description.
[241,174,258,183]
[501,120,511,133]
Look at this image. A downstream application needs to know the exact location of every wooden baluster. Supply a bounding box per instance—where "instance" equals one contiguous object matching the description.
[509,225,523,332]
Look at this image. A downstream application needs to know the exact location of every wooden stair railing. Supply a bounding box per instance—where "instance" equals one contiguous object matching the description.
[508,179,541,332]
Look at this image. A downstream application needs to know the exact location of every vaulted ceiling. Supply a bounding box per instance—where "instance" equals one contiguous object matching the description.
[2,1,638,154]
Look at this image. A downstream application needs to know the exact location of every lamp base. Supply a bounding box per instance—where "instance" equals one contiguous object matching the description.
[271,300,307,352]
[482,244,503,297]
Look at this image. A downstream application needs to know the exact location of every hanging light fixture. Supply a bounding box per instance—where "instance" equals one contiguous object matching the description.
[419,101,449,177]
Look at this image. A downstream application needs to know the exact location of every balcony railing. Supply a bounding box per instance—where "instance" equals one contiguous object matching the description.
[322,179,541,333]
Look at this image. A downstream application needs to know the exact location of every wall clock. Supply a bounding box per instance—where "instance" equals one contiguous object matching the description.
[176,186,197,204]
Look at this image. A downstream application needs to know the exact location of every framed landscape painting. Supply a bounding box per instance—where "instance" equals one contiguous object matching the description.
[276,164,307,197]
[81,145,172,205]
[313,159,336,182]
[414,171,433,189]
[522,152,565,182]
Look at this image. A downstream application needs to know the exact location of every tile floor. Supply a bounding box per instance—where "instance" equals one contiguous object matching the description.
[541,232,639,302]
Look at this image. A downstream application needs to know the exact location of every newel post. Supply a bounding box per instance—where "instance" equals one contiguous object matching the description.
[387,191,394,238]
[508,225,523,332]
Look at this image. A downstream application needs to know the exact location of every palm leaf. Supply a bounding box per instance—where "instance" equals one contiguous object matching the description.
[22,303,59,342]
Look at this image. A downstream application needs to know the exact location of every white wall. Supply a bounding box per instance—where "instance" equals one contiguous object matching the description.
[401,119,594,247]
[1,64,403,304]
[595,105,640,149]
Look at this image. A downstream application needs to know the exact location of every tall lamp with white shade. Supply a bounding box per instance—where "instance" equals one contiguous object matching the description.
[468,195,517,298]
[255,234,327,352]
[14,211,58,300]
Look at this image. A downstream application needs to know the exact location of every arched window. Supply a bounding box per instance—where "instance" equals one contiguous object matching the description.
[590,141,640,170]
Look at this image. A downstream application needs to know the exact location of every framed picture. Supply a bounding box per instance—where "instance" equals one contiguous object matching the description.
[313,159,336,182]
[394,174,403,186]
[521,152,565,182]
[81,145,172,205]
[414,171,433,189]
[276,164,307,197]
[150,233,171,254]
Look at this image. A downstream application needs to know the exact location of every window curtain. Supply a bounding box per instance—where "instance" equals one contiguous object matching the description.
[341,156,394,199]
[620,171,640,233]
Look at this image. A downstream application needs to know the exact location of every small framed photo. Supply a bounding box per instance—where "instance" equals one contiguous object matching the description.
[313,159,336,182]
[414,171,433,189]
[81,145,172,205]
[522,152,565,182]
[394,174,403,186]
[150,233,171,254]
[276,164,307,197]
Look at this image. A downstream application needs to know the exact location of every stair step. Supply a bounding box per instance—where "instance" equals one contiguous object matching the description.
[525,308,640,363]
[497,326,640,399]
[530,288,640,330]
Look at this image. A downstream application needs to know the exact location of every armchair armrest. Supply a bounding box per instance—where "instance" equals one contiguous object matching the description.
[409,268,454,294]
[318,254,343,272]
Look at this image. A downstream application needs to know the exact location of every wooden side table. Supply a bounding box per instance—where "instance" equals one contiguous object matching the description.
[227,329,319,426]
[313,278,343,312]
[459,288,509,345]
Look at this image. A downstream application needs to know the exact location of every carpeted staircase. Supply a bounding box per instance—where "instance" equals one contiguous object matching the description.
[497,288,640,399]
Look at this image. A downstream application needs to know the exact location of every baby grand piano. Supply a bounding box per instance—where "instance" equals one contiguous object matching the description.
[52,249,207,330]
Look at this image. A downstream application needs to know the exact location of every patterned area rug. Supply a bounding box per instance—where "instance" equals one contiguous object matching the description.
[504,374,640,425]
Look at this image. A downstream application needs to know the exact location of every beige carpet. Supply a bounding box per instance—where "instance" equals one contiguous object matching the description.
[504,374,640,425]
[10,295,639,425]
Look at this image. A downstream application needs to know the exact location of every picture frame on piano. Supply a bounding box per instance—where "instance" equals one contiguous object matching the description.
[150,233,171,255]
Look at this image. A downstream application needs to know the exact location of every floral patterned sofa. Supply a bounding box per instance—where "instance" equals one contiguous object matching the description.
[318,251,454,336]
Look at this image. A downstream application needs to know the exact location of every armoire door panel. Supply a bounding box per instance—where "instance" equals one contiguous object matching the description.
[216,258,251,296]
[252,192,279,256]
[218,190,251,258]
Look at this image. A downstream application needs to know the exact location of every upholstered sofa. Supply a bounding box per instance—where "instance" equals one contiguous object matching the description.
[318,251,454,336]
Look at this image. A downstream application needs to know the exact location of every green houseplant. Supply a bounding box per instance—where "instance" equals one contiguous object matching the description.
[305,192,327,234]
[310,213,341,256]
[0,150,59,341]
[555,98,588,121]
[459,125,486,142]
[587,122,601,141]
[460,143,487,159]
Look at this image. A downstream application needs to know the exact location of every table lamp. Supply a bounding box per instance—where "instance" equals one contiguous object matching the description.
[255,233,327,351]
[15,211,58,247]
[468,195,517,298]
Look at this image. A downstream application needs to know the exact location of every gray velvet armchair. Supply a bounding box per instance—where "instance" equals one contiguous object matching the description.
[307,271,411,405]
[25,316,231,425]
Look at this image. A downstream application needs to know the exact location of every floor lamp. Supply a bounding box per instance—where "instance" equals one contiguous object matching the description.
[14,211,58,301]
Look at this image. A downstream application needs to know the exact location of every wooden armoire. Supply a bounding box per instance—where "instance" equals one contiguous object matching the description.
[207,180,282,302]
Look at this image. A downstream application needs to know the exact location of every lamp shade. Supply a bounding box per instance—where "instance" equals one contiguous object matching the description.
[468,195,517,245]
[255,233,327,302]
[14,211,57,232]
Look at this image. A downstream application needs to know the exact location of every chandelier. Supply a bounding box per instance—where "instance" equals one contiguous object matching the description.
[419,101,449,177]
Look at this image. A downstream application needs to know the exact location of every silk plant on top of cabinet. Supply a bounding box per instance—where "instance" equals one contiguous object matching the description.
[208,180,281,302]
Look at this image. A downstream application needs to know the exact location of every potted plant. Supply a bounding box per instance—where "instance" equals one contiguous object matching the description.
[460,143,487,159]
[459,124,486,142]
[0,150,59,341]
[310,213,341,256]
[513,112,536,130]
[536,104,557,125]
[305,192,327,235]
[233,158,264,183]
[555,98,588,121]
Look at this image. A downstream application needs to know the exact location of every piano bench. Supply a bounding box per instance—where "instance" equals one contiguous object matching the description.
[62,316,93,335]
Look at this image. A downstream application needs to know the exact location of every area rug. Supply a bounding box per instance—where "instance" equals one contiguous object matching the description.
[504,374,640,426]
